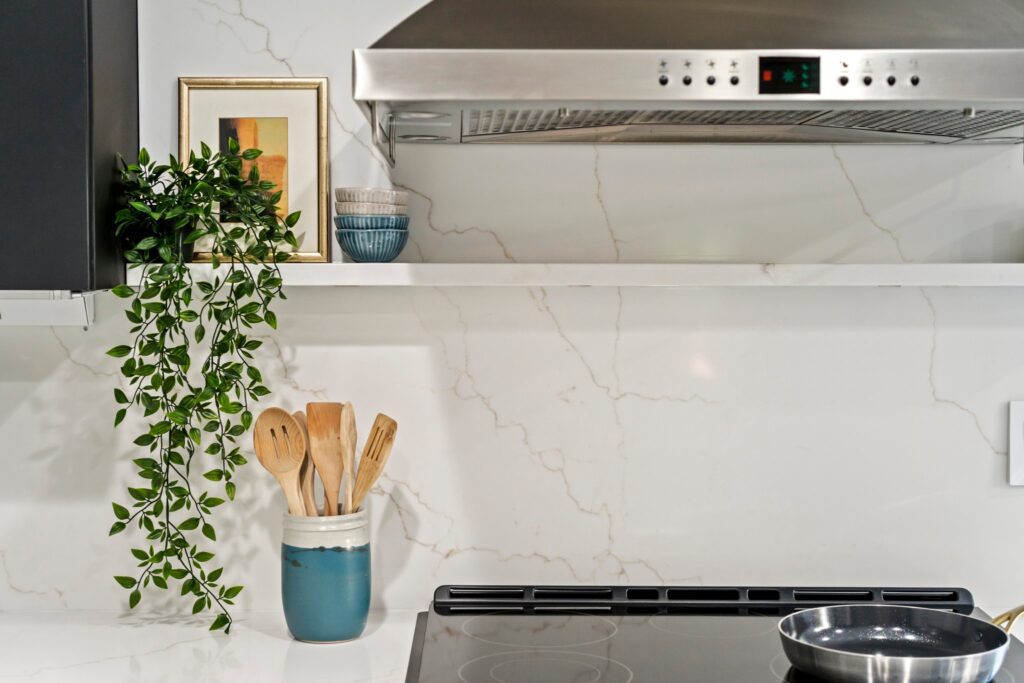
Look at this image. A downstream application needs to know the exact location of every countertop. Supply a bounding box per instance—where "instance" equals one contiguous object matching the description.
[0,610,418,682]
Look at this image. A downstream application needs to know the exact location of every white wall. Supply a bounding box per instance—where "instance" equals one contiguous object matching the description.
[2,0,1024,616]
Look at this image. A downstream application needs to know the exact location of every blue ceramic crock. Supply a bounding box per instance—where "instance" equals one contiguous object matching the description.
[281,509,370,643]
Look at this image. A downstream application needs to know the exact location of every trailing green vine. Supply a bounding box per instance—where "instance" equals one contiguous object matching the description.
[107,140,299,631]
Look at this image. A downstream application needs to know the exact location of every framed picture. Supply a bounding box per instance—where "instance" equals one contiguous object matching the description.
[178,77,329,262]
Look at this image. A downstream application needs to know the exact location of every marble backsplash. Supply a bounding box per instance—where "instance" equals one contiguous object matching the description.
[2,0,1024,616]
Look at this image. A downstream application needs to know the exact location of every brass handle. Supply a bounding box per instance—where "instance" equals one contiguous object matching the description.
[991,605,1024,633]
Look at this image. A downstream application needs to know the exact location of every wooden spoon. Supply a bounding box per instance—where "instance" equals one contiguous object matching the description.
[352,413,398,512]
[292,410,319,516]
[340,402,357,514]
[252,408,307,515]
[305,402,344,516]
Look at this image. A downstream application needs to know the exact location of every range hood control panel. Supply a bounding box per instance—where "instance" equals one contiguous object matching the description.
[652,52,935,98]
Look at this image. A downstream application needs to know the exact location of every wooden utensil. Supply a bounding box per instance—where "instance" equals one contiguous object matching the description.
[351,413,398,512]
[292,410,319,516]
[305,402,344,517]
[340,402,357,514]
[252,408,307,515]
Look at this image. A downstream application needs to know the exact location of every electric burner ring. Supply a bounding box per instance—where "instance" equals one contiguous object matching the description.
[461,612,619,649]
[489,657,603,683]
[457,650,634,683]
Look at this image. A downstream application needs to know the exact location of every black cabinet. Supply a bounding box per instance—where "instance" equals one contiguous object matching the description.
[0,0,137,291]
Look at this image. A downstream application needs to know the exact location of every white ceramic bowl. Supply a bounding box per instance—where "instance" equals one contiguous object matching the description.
[334,187,409,205]
[335,201,407,216]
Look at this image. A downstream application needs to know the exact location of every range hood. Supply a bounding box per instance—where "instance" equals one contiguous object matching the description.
[353,0,1024,164]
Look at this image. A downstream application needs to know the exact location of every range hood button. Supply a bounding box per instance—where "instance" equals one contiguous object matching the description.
[730,76,740,85]
[911,75,920,86]
[887,75,897,86]
[863,75,873,86]
[683,75,693,86]
[659,75,669,86]
[707,75,716,85]
[839,76,849,86]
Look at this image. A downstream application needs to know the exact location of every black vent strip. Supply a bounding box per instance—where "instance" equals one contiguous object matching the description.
[432,586,974,616]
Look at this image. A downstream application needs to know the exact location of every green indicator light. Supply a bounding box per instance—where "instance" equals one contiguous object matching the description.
[782,69,797,83]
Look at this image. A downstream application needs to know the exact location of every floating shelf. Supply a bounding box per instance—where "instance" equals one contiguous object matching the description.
[125,263,1024,288]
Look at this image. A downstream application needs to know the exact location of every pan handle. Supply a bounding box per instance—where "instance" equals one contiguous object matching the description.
[992,605,1024,632]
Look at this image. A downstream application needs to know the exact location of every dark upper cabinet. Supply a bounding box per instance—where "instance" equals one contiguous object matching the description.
[0,0,137,291]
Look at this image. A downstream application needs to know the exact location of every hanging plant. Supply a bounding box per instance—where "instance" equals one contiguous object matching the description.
[107,140,299,631]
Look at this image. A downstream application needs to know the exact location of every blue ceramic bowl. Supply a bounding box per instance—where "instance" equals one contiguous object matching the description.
[336,229,408,263]
[334,215,410,231]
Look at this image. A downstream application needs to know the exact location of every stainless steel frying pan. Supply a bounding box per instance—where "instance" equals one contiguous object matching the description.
[779,604,1024,683]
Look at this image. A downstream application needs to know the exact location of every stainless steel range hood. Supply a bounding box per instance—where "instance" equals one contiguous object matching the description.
[353,0,1024,165]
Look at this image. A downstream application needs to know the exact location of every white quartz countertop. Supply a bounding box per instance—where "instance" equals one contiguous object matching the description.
[0,610,419,682]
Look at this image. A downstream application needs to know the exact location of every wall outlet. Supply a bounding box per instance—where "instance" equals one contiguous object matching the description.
[1010,402,1024,486]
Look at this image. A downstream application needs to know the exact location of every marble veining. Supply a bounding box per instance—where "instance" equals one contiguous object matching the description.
[2,0,1024,637]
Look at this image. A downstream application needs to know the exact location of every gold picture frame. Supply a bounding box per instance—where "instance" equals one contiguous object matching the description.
[178,77,329,262]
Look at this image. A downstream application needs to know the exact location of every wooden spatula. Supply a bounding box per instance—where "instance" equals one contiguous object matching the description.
[305,402,344,516]
[253,408,307,515]
[340,402,357,514]
[352,413,397,512]
[292,410,319,516]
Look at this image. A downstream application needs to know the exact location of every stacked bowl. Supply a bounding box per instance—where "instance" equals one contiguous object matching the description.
[334,187,410,262]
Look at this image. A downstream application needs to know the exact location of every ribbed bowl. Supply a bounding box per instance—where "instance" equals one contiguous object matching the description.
[335,201,408,216]
[334,215,410,231]
[336,229,409,263]
[334,187,408,205]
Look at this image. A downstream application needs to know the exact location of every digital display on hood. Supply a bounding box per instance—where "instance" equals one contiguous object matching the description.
[759,57,820,94]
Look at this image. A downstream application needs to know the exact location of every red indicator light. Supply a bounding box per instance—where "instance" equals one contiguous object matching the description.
[762,70,773,82]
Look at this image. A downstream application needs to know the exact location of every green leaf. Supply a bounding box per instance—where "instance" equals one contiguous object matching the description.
[130,548,148,561]
[114,575,136,589]
[152,575,168,590]
[284,211,301,228]
[223,586,243,599]
[210,613,230,631]
[202,523,217,541]
[241,148,262,160]
[193,597,207,614]
[135,237,158,250]
[112,503,129,520]
[114,408,127,427]
[107,345,132,358]
[193,551,215,562]
[109,521,126,536]
[200,141,212,159]
[113,388,129,404]
[207,567,223,582]
[264,310,277,329]
[203,469,224,481]
[129,589,141,609]
[111,284,135,298]
[138,148,150,166]
[178,517,200,531]
[204,497,225,508]
[133,434,155,447]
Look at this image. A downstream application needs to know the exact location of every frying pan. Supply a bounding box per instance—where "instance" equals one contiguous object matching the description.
[779,603,1024,683]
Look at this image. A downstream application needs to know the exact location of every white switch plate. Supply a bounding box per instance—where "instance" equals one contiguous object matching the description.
[1010,402,1024,486]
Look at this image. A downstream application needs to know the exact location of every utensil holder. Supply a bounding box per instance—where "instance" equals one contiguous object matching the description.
[281,509,370,643]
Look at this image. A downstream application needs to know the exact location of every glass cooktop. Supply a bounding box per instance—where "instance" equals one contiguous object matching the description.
[405,585,1024,683]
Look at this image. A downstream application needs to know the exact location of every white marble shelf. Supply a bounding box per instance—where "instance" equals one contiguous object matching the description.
[0,609,418,683]
[126,262,1024,288]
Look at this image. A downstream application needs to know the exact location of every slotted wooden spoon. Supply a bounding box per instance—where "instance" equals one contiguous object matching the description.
[340,402,357,514]
[352,413,398,512]
[292,410,319,516]
[306,402,344,516]
[253,408,307,516]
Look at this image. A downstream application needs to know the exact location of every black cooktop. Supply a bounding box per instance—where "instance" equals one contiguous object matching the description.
[406,586,1024,683]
